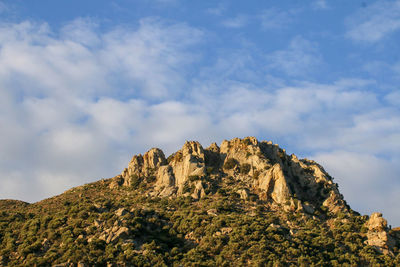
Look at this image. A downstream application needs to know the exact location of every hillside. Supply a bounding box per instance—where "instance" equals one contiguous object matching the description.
[0,137,399,266]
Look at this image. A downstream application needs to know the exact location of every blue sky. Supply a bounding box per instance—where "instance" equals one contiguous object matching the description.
[0,0,400,225]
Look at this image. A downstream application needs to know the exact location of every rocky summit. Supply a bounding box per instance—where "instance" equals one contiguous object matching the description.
[112,137,347,214]
[0,137,399,266]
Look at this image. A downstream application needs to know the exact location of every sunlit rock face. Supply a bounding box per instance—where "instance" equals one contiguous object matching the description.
[111,137,350,214]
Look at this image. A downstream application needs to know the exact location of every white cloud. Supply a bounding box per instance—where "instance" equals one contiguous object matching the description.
[312,0,329,10]
[259,8,292,29]
[385,90,400,106]
[206,3,227,16]
[60,18,101,47]
[0,18,203,99]
[314,151,400,225]
[0,18,204,202]
[221,8,293,30]
[266,36,322,76]
[346,0,400,43]
[221,15,248,28]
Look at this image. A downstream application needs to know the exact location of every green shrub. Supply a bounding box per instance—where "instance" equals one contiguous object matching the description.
[129,174,141,188]
[253,170,260,180]
[224,158,238,170]
[146,175,156,183]
[243,138,252,146]
[189,175,200,182]
[240,163,251,174]
[167,153,175,163]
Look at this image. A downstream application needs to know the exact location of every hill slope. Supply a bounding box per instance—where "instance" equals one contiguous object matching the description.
[0,137,399,266]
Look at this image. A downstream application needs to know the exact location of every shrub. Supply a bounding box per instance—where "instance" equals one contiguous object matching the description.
[240,163,251,174]
[167,153,175,163]
[182,182,193,194]
[253,170,260,180]
[146,175,156,183]
[243,138,252,146]
[224,158,238,170]
[189,175,200,182]
[129,174,141,188]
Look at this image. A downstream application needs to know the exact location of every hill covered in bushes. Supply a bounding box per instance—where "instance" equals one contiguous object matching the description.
[1,137,399,266]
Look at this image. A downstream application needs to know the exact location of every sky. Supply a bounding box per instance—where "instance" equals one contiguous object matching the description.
[0,0,399,225]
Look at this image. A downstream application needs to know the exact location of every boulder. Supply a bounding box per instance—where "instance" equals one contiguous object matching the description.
[110,227,130,243]
[115,208,128,217]
[237,188,250,200]
[191,181,206,200]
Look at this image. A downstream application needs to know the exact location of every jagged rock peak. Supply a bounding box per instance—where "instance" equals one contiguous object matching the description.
[206,142,220,153]
[118,148,167,187]
[111,137,350,215]
[125,147,166,173]
[182,140,204,157]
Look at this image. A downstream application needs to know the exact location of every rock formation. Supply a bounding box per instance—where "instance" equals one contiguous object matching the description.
[365,212,396,254]
[110,137,350,215]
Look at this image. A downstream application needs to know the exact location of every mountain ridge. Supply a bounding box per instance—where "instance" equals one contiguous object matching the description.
[0,137,399,266]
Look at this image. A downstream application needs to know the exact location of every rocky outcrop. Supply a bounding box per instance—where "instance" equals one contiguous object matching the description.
[365,213,396,254]
[115,208,128,217]
[110,137,349,214]
[191,181,206,200]
[109,175,124,189]
[154,165,176,197]
[99,226,130,244]
[121,148,166,186]
[237,188,250,200]
[257,163,290,204]
[169,141,206,192]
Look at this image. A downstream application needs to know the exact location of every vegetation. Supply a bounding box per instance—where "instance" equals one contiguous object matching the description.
[240,163,251,174]
[224,158,238,170]
[0,178,399,266]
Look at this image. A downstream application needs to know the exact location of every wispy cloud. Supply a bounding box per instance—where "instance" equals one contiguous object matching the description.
[206,3,227,16]
[259,8,292,29]
[221,15,248,28]
[346,0,400,43]
[312,0,330,10]
[266,36,322,76]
